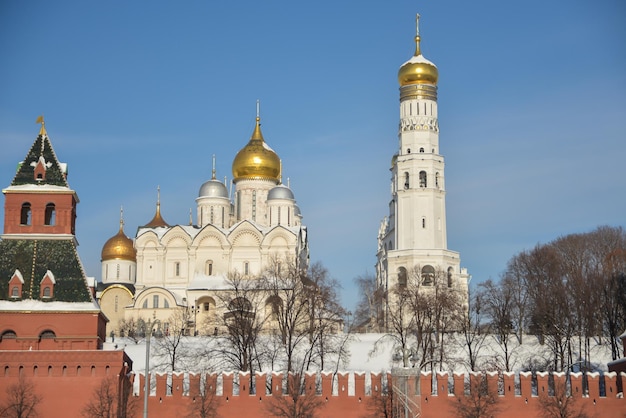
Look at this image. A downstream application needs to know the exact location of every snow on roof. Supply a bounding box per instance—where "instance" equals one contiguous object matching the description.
[2,184,73,193]
[401,54,437,68]
[187,273,232,291]
[0,299,100,312]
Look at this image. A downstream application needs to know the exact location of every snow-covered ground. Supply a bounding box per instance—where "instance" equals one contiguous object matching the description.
[105,333,616,375]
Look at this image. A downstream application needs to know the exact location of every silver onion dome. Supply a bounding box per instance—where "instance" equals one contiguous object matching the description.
[268,184,295,200]
[198,179,228,198]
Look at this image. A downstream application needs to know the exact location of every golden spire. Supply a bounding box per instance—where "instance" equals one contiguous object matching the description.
[143,185,169,228]
[36,115,47,137]
[119,205,125,232]
[414,13,422,57]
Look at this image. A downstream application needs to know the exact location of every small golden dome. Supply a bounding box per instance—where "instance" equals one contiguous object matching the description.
[101,220,136,262]
[398,36,438,86]
[232,117,281,182]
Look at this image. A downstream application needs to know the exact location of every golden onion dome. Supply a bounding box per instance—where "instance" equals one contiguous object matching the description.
[398,15,438,86]
[101,219,136,262]
[232,117,281,182]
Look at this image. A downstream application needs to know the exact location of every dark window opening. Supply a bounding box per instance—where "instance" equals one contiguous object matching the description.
[20,203,32,225]
[44,203,56,226]
[419,171,427,188]
[40,330,56,340]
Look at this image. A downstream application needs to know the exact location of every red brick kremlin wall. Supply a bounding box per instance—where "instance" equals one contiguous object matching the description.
[1,359,624,417]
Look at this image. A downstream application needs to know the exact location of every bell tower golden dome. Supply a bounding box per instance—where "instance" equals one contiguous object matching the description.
[398,14,438,86]
[232,107,281,183]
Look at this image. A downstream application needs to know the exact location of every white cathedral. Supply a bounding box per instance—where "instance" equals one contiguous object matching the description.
[375,15,469,326]
[97,115,309,335]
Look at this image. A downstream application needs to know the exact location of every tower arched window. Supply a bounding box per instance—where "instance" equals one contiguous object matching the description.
[421,265,435,286]
[44,203,56,226]
[404,172,410,189]
[419,148,424,153]
[20,203,32,225]
[419,171,427,188]
[397,267,408,288]
[447,267,454,288]
[435,172,439,188]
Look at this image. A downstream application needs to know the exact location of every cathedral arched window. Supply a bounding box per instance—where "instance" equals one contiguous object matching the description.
[142,299,148,308]
[174,262,180,277]
[404,172,410,189]
[421,265,435,286]
[397,267,408,288]
[419,171,427,188]
[20,203,32,225]
[153,295,159,308]
[447,267,453,288]
[243,262,249,276]
[422,217,426,229]
[205,260,213,276]
[44,203,56,226]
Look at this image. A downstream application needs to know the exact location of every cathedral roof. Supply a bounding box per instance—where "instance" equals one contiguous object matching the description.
[0,238,93,303]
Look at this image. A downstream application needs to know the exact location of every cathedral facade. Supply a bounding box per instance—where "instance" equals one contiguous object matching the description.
[98,115,309,335]
[376,16,469,326]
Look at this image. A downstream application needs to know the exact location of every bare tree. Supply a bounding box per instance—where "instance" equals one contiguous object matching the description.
[82,376,138,418]
[263,257,311,373]
[459,291,489,372]
[372,283,415,368]
[480,278,516,371]
[364,378,396,418]
[216,272,265,375]
[264,371,325,418]
[537,378,589,418]
[303,262,347,371]
[185,373,221,418]
[451,373,500,418]
[153,307,194,372]
[118,317,143,344]
[353,272,378,332]
[0,376,42,418]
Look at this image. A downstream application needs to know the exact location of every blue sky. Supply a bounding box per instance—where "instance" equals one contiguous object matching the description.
[1,1,624,312]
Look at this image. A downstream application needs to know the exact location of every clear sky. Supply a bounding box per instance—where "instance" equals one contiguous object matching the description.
[1,1,624,312]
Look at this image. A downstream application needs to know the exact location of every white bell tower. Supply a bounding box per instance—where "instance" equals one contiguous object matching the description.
[376,14,469,324]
